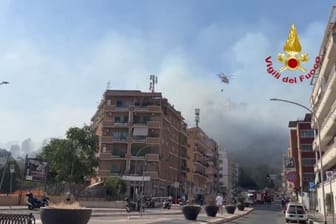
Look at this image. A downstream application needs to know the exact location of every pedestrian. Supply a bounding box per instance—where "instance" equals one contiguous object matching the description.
[216,193,224,214]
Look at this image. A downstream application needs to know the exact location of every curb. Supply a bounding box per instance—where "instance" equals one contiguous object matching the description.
[92,211,182,217]
[220,208,255,224]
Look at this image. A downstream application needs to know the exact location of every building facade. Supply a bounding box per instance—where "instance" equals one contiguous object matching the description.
[287,114,315,195]
[186,127,219,199]
[217,148,229,195]
[91,90,188,199]
[310,5,336,214]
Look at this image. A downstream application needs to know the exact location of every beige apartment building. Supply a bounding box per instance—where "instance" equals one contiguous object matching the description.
[186,127,219,199]
[310,6,336,214]
[91,90,188,199]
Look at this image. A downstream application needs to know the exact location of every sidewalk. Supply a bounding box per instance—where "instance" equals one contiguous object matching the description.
[307,211,336,223]
[0,205,254,223]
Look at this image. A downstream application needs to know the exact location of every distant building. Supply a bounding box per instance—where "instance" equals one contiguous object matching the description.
[217,148,229,194]
[186,127,219,198]
[286,114,315,195]
[91,90,188,199]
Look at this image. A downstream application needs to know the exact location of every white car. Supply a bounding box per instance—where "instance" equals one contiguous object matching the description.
[285,202,308,223]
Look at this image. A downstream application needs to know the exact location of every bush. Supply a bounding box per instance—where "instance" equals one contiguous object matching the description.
[104,177,127,200]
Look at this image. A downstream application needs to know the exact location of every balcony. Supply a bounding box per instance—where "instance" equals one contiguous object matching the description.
[133,107,149,112]
[130,136,146,143]
[103,121,129,127]
[104,105,129,112]
[147,120,161,128]
[144,171,159,180]
[101,136,129,144]
[206,167,216,175]
[146,137,160,144]
[193,170,206,178]
[314,33,336,116]
[147,105,161,113]
[99,152,126,160]
[145,153,159,161]
[315,141,336,172]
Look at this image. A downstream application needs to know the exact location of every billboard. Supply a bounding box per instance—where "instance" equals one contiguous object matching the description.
[25,158,47,182]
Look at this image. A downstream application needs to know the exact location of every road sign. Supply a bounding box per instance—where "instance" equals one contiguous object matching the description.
[308,182,316,192]
[284,157,296,169]
[287,171,296,182]
[121,175,151,182]
[326,171,334,181]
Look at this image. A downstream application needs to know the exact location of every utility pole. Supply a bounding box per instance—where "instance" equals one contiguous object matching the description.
[195,108,200,128]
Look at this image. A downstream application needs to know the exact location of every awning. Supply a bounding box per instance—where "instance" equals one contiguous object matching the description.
[133,127,148,136]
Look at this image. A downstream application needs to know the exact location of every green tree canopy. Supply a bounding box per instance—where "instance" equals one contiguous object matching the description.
[104,176,127,200]
[38,125,98,185]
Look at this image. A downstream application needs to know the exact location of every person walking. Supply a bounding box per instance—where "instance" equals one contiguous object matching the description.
[216,193,224,214]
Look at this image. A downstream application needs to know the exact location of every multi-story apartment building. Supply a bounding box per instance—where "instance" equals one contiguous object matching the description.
[217,148,229,194]
[310,6,336,214]
[186,127,219,198]
[91,90,188,199]
[205,138,219,194]
[287,114,315,195]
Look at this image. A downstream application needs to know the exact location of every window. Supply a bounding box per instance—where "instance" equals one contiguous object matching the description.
[143,116,150,123]
[112,131,128,139]
[123,116,129,123]
[300,129,314,138]
[302,159,315,166]
[303,173,315,181]
[111,164,121,173]
[301,144,313,151]
[112,147,125,157]
[114,116,121,123]
[116,100,123,107]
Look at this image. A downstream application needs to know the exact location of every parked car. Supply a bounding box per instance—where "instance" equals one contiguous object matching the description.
[284,202,308,223]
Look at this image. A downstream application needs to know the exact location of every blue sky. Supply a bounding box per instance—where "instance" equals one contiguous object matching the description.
[0,0,334,155]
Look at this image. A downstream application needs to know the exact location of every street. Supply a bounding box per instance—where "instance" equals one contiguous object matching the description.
[226,202,285,224]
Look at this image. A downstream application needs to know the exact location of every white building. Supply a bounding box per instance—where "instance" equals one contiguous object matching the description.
[217,147,239,197]
[310,6,336,216]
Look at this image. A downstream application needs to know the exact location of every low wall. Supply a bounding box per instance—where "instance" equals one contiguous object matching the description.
[0,195,24,206]
[79,200,126,208]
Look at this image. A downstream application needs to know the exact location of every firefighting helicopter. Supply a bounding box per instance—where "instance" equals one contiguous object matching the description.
[217,72,233,91]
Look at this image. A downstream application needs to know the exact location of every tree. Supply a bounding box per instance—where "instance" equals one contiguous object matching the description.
[38,125,98,187]
[0,160,21,193]
[104,176,127,200]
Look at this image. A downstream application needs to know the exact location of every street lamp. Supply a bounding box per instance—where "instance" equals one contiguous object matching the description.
[134,145,151,216]
[270,98,327,224]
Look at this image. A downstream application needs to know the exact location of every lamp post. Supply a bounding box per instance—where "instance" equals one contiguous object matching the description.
[270,98,327,224]
[134,145,151,216]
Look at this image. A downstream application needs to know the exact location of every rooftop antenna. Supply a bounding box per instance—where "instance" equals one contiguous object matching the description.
[149,74,158,92]
[106,81,111,90]
[195,108,200,128]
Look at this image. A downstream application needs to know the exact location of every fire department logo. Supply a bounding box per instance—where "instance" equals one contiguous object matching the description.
[265,24,320,84]
[278,24,308,72]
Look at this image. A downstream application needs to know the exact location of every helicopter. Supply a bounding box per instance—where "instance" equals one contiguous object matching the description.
[217,72,233,91]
